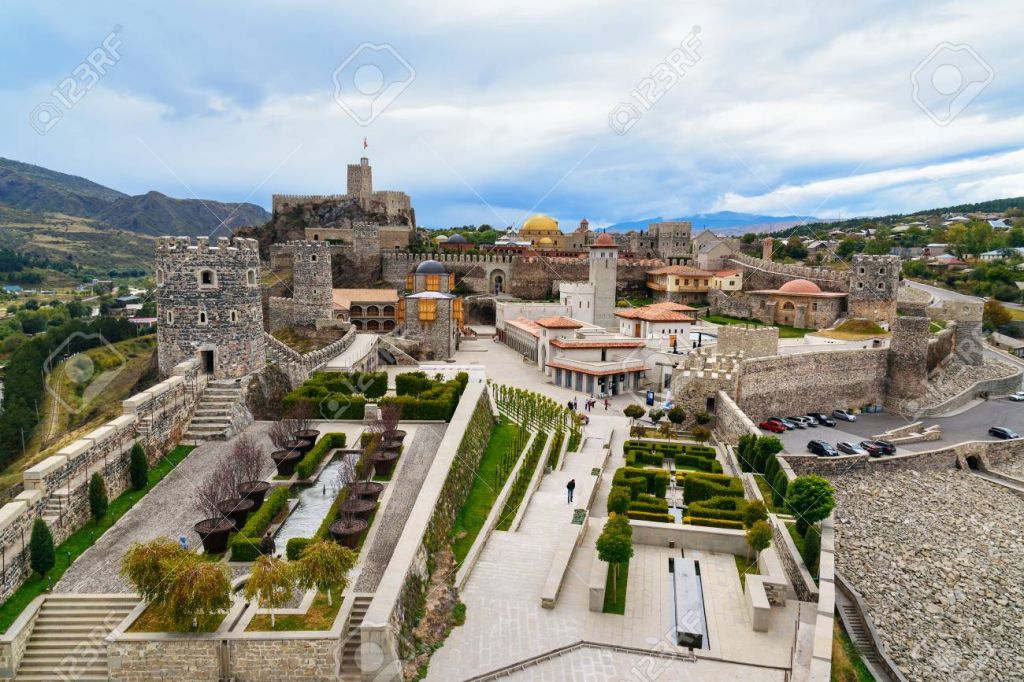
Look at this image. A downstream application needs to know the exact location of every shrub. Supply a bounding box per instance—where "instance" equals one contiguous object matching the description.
[763,452,781,483]
[89,473,108,523]
[687,496,747,523]
[28,518,54,578]
[747,520,773,557]
[683,516,744,530]
[695,411,711,425]
[607,487,631,515]
[613,467,669,498]
[771,471,789,508]
[737,434,756,472]
[802,524,821,575]
[626,510,675,523]
[785,475,836,535]
[674,454,722,473]
[691,426,711,443]
[295,433,347,480]
[667,407,685,425]
[286,537,312,561]
[683,472,744,503]
[129,442,148,491]
[754,437,784,475]
[743,500,768,528]
[628,500,670,514]
[230,487,291,561]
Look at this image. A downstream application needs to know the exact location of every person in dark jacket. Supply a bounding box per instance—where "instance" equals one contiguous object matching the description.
[567,479,576,503]
[260,531,276,556]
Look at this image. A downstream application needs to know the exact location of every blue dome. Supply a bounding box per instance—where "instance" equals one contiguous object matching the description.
[415,259,447,274]
[447,233,468,244]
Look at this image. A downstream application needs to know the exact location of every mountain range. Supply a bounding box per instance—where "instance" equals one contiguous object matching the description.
[603,211,826,235]
[0,157,270,237]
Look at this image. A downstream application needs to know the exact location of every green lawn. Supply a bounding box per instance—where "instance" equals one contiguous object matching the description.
[734,554,759,590]
[701,314,813,338]
[787,523,806,555]
[832,621,876,681]
[450,422,523,563]
[0,444,195,633]
[753,474,779,512]
[602,561,629,614]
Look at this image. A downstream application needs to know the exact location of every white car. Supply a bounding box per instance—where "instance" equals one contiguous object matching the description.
[1009,392,1024,402]
[832,409,857,422]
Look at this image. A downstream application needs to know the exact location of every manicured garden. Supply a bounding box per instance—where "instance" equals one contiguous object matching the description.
[282,370,388,419]
[0,444,195,633]
[624,439,723,473]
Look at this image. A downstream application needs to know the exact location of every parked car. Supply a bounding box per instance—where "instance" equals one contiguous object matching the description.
[989,426,1020,440]
[759,419,787,433]
[807,440,839,457]
[809,413,836,427]
[837,441,868,455]
[1009,392,1024,402]
[832,409,857,422]
[785,416,807,429]
[801,416,819,428]
[769,417,798,430]
[858,440,895,457]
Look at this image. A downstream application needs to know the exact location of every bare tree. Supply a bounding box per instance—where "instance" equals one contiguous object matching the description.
[378,403,402,434]
[332,455,357,496]
[268,420,293,450]
[192,465,238,519]
[286,401,315,434]
[231,434,267,483]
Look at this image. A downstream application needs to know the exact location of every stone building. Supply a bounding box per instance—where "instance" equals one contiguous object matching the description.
[886,312,931,408]
[940,299,984,366]
[648,221,692,258]
[267,240,334,331]
[332,288,399,331]
[715,325,779,359]
[745,279,846,329]
[847,255,901,324]
[155,236,266,379]
[556,233,620,330]
[399,260,462,359]
[671,348,743,416]
[614,302,696,342]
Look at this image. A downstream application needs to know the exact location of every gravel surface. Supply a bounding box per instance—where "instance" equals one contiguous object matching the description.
[54,422,276,594]
[831,468,1024,681]
[920,361,1016,407]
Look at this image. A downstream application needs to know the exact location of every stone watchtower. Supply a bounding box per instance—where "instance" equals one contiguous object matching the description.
[886,310,930,411]
[290,240,334,325]
[942,300,985,366]
[155,236,266,379]
[589,233,619,330]
[347,157,372,198]
[848,254,901,324]
[400,260,462,359]
[761,237,774,261]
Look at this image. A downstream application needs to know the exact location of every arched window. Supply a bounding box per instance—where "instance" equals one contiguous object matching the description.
[877,282,884,290]
[858,267,865,275]
[383,305,395,316]
[246,269,256,286]
[878,267,886,275]
[367,320,380,331]
[351,305,363,317]
[782,301,795,310]
[367,305,380,317]
[230,310,239,323]
[310,254,318,263]
[198,311,208,324]
[165,310,174,324]
[156,269,165,286]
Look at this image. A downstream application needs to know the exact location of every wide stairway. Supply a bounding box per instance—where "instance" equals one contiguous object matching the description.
[339,595,374,681]
[16,594,139,681]
[184,380,245,441]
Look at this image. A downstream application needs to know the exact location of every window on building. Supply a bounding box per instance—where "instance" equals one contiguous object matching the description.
[406,274,414,291]
[877,282,884,290]
[449,273,456,290]
[198,311,208,324]
[426,274,441,291]
[811,303,818,311]
[878,267,886,275]
[199,269,216,287]
[156,269,165,286]
[858,266,865,274]
[246,269,256,286]
[310,254,318,262]
[454,298,464,324]
[397,299,405,322]
[419,299,437,321]
[857,282,865,289]
[165,311,173,324]
[230,310,238,323]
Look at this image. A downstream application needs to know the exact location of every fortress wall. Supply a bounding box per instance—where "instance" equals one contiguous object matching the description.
[728,253,849,293]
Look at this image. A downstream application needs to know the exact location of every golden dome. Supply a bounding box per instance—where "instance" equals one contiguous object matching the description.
[538,237,554,246]
[521,214,560,235]
[434,234,449,243]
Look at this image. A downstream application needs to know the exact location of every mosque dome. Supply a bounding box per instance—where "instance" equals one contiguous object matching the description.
[521,214,560,235]
[777,278,823,295]
[434,234,449,243]
[447,233,468,244]
[538,237,554,246]
[415,260,447,275]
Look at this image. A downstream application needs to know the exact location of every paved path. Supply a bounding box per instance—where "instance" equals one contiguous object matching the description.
[354,423,446,592]
[55,422,277,594]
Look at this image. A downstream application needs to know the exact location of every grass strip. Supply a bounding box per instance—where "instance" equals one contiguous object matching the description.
[602,561,629,614]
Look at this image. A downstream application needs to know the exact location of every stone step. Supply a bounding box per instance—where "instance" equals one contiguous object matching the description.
[16,675,106,682]
[42,594,138,603]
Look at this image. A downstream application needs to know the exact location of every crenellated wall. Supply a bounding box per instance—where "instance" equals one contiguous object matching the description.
[727,253,849,293]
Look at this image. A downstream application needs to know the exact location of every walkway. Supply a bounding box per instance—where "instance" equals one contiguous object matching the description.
[323,333,378,372]
[354,423,446,592]
[54,423,278,594]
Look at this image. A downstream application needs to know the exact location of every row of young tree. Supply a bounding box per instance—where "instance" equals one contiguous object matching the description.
[492,383,581,446]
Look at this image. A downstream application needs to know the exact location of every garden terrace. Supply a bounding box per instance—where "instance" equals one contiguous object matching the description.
[624,439,723,473]
[282,370,387,419]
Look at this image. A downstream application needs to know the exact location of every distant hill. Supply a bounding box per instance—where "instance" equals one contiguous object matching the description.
[0,157,269,237]
[603,211,824,235]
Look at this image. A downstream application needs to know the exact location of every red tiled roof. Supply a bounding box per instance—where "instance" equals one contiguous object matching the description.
[614,307,695,322]
[535,316,584,329]
[715,269,741,277]
[646,265,715,277]
[549,338,645,349]
[546,359,645,376]
[505,316,542,338]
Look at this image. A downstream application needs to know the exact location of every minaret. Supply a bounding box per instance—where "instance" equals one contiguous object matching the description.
[590,232,619,330]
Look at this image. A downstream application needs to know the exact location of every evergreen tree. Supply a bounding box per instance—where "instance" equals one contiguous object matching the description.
[29,518,54,578]
[129,442,149,491]
[89,472,108,523]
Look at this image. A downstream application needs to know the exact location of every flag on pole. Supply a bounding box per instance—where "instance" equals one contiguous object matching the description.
[363,137,368,150]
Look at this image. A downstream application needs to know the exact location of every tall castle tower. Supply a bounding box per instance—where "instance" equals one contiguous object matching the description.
[155,236,266,379]
[347,157,372,197]
[590,233,619,330]
[848,254,900,324]
[290,240,334,324]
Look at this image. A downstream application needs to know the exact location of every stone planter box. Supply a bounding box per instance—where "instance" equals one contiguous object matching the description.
[217,497,255,530]
[329,518,367,549]
[194,518,233,554]
[237,481,271,509]
[272,450,302,477]
[338,497,376,521]
[349,481,384,502]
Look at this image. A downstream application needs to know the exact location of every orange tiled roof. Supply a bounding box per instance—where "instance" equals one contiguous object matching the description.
[646,265,715,277]
[549,338,646,349]
[535,316,584,329]
[614,306,695,322]
[332,288,399,310]
[714,269,741,277]
[505,316,542,338]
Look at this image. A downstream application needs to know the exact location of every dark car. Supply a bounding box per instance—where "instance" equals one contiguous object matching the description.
[807,440,839,457]
[989,426,1020,440]
[859,440,896,457]
[809,413,836,427]
[759,419,786,433]
[837,441,868,455]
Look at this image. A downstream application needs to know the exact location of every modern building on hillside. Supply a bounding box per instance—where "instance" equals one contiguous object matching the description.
[534,316,647,396]
[615,302,696,344]
[646,265,715,303]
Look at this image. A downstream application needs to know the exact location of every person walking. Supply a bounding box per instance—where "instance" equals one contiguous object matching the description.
[260,530,276,556]
[566,479,576,504]
[604,398,610,410]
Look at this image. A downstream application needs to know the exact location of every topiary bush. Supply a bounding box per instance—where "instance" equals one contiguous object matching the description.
[687,496,747,523]
[89,473,108,523]
[129,442,148,491]
[802,524,821,576]
[626,510,675,523]
[607,486,631,515]
[295,433,347,480]
[683,516,744,530]
[772,471,789,508]
[230,486,291,561]
[743,499,768,528]
[682,472,744,503]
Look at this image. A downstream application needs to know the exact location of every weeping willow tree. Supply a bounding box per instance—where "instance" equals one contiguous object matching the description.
[294,539,357,607]
[243,555,296,627]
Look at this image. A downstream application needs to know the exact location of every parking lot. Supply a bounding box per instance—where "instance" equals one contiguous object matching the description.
[767,397,1024,456]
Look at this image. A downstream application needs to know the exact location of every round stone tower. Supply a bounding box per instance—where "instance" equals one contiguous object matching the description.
[290,240,334,324]
[155,236,266,379]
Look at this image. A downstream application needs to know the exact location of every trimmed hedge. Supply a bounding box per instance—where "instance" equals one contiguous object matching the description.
[380,371,469,421]
[674,454,723,473]
[230,486,291,561]
[683,516,745,530]
[629,500,669,514]
[627,510,675,523]
[295,433,347,480]
[613,467,669,498]
[687,496,747,523]
[682,472,744,503]
[282,370,387,416]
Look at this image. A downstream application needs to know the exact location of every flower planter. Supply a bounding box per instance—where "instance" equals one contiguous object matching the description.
[272,449,303,476]
[194,518,233,555]
[349,481,384,502]
[370,449,400,477]
[329,518,368,549]
[382,429,406,447]
[283,439,313,455]
[339,496,376,521]
[237,480,271,509]
[217,497,255,530]
[292,429,321,445]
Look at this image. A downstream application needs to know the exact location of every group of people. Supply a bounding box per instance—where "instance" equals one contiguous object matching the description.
[567,397,610,412]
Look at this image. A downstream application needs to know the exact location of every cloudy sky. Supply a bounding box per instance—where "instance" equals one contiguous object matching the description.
[1,0,1022,229]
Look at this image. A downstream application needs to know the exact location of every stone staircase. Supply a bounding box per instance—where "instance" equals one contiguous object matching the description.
[184,380,247,441]
[16,594,139,681]
[339,594,374,681]
[39,494,66,526]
